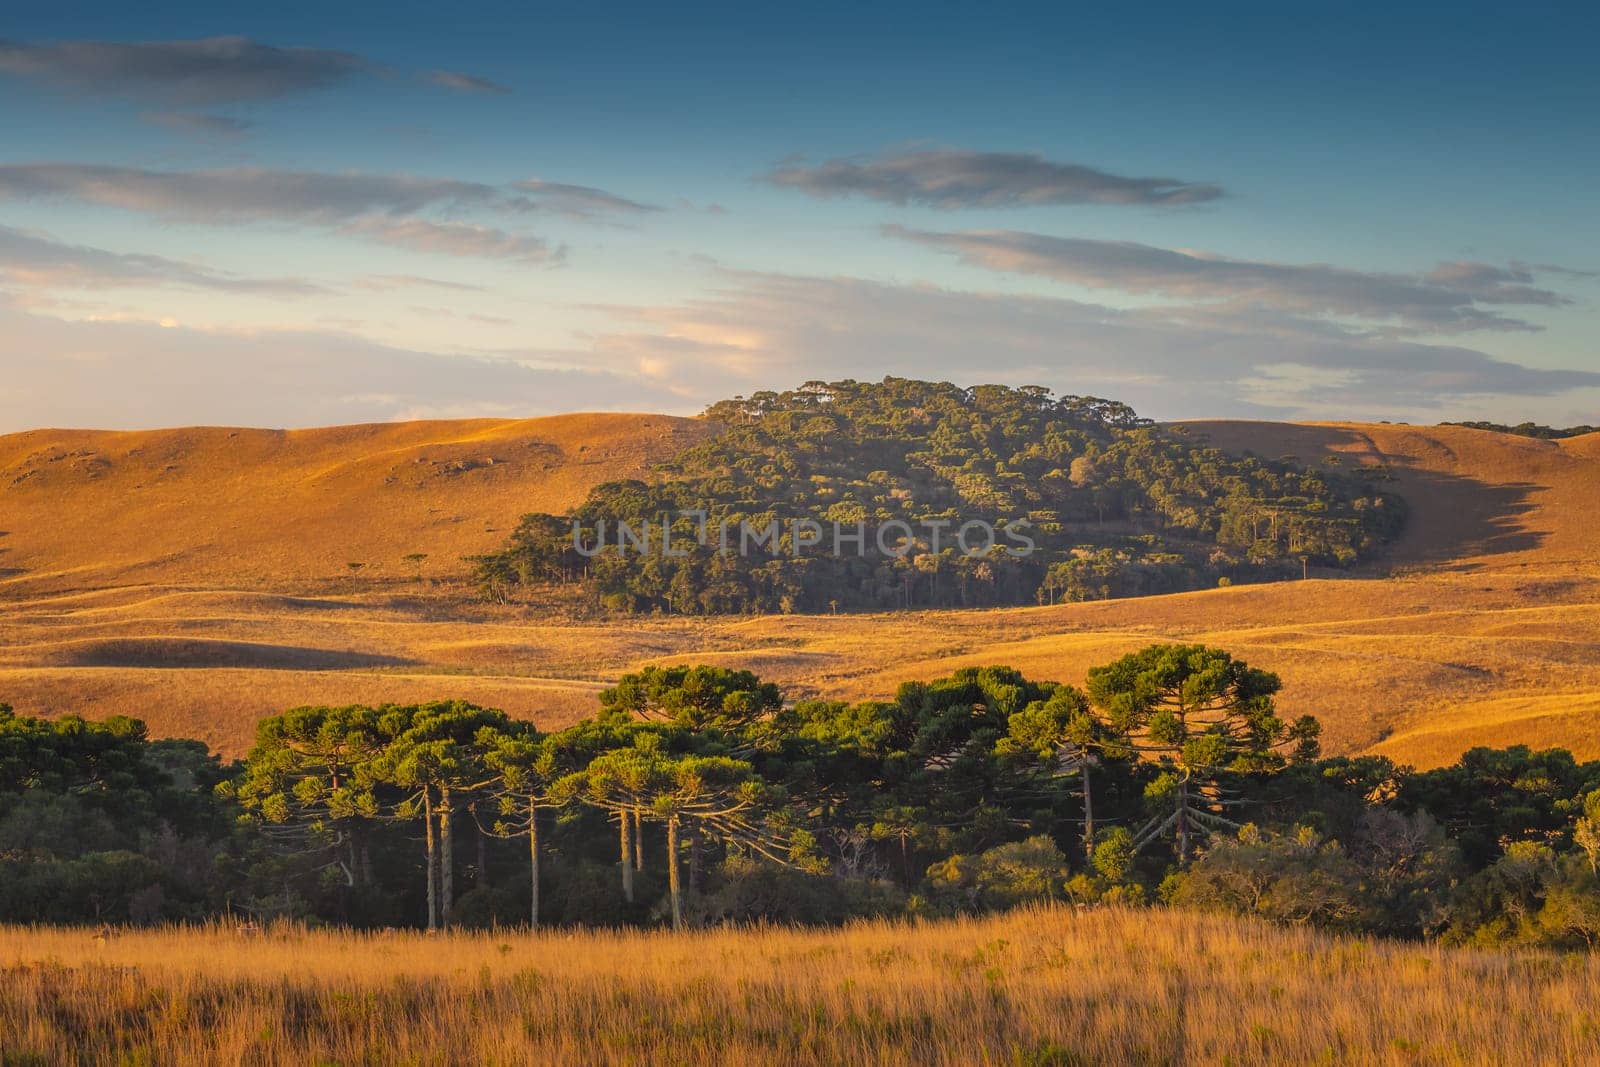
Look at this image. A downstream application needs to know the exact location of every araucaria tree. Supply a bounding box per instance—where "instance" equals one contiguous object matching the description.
[1086,644,1320,865]
[367,701,513,930]
[599,665,782,732]
[998,684,1102,864]
[558,732,814,929]
[476,723,568,928]
[230,705,394,895]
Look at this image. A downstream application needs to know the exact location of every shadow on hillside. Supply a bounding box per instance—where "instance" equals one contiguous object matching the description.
[42,638,418,671]
[1181,423,1547,571]
[0,530,20,580]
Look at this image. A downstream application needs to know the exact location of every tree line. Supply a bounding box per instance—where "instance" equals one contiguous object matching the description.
[1441,420,1600,440]
[6,647,1600,948]
[473,378,1405,613]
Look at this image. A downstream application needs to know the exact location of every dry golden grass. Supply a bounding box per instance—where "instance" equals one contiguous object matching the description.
[0,412,710,592]
[2,419,1599,767]
[4,906,1599,1065]
[5,565,1598,765]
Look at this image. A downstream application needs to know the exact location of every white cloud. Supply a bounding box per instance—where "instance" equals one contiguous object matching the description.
[512,180,661,220]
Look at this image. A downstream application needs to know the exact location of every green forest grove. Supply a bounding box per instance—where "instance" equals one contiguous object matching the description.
[7,645,1600,950]
[473,379,1406,613]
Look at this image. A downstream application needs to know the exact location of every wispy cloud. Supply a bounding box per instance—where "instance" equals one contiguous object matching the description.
[6,262,1595,428]
[512,180,661,220]
[338,217,563,263]
[0,224,324,296]
[355,274,488,293]
[544,269,1600,420]
[0,35,509,106]
[0,164,649,263]
[883,225,1573,333]
[0,36,366,103]
[425,69,510,94]
[0,303,686,432]
[765,149,1224,208]
[0,164,654,244]
[140,111,255,138]
[0,163,501,223]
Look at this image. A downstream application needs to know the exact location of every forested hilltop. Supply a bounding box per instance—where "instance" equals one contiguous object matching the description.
[474,379,1404,613]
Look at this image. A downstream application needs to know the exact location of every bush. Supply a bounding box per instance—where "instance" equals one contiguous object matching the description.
[927,836,1070,912]
[689,855,903,925]
[1173,825,1377,929]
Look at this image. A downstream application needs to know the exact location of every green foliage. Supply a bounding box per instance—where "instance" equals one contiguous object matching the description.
[927,835,1071,912]
[598,665,781,731]
[476,378,1403,612]
[1172,824,1378,929]
[688,853,903,925]
[1001,685,1095,760]
[0,704,232,923]
[230,704,398,827]
[1396,745,1600,869]
[368,701,515,805]
[1085,644,1320,862]
[8,648,1600,945]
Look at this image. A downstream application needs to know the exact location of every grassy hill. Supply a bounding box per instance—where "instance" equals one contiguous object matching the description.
[0,413,710,592]
[1176,420,1600,572]
[2,415,1598,766]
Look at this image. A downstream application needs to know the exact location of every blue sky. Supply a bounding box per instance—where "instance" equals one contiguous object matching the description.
[1,1,1596,430]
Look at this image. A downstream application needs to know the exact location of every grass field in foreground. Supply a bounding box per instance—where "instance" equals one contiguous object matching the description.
[4,907,1599,1065]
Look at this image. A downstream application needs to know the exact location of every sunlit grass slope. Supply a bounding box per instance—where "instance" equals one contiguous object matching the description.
[2,418,1598,767]
[0,412,709,592]
[3,906,1598,1066]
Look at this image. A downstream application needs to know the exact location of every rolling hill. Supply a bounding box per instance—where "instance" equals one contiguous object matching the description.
[1174,420,1600,572]
[0,412,710,592]
[2,416,1598,766]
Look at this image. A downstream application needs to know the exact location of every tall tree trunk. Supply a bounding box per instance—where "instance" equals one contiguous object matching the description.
[633,807,645,871]
[440,786,455,927]
[474,802,489,886]
[423,788,438,932]
[528,797,540,928]
[688,827,702,893]
[666,815,683,930]
[619,809,635,903]
[1081,758,1096,864]
[1175,777,1190,867]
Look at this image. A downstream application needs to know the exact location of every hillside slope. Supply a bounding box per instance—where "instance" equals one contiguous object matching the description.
[2,416,1598,766]
[0,413,711,592]
[1173,420,1600,573]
